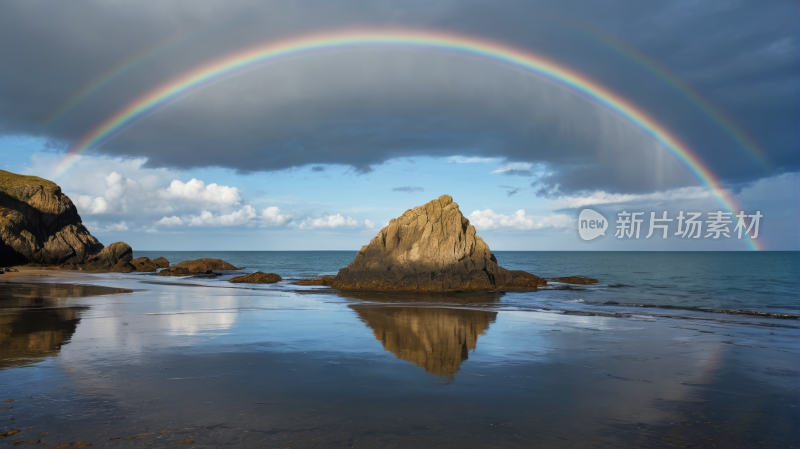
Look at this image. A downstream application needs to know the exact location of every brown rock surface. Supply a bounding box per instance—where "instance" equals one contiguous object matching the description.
[229,272,282,284]
[83,242,133,270]
[0,170,104,266]
[157,266,192,277]
[175,258,241,272]
[130,257,159,272]
[152,257,170,269]
[294,276,335,286]
[157,258,242,276]
[550,276,599,285]
[332,195,546,292]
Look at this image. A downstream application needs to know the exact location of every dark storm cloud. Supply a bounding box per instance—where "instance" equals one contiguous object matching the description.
[0,0,796,194]
[392,186,425,193]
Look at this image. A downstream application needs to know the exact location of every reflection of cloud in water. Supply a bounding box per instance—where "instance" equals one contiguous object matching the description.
[148,307,239,336]
[352,306,496,379]
[73,296,242,358]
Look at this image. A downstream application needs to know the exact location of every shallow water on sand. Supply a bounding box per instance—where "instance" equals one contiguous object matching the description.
[0,273,797,448]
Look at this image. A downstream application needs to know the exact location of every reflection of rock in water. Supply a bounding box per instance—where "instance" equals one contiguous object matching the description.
[0,282,131,305]
[0,307,82,369]
[353,306,496,379]
[0,282,129,369]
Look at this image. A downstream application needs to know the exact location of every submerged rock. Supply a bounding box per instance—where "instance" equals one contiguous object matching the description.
[229,272,282,284]
[157,266,192,277]
[175,258,241,272]
[550,276,599,285]
[294,276,335,286]
[332,195,546,292]
[191,270,222,278]
[158,258,242,276]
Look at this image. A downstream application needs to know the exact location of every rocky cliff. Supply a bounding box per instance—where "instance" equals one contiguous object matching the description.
[332,195,546,292]
[0,170,129,268]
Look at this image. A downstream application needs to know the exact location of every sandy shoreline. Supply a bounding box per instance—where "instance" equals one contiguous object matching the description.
[1,265,91,280]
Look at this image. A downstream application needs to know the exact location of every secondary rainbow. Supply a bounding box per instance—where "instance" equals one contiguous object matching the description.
[41,34,184,128]
[52,29,761,250]
[570,22,770,168]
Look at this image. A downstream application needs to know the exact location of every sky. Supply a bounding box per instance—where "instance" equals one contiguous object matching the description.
[1,0,797,251]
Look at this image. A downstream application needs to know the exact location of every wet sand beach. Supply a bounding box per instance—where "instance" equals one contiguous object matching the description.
[0,270,797,448]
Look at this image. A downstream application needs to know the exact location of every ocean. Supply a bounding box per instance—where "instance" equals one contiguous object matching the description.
[135,250,800,318]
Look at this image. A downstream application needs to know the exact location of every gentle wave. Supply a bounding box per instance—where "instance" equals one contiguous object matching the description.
[590,301,799,319]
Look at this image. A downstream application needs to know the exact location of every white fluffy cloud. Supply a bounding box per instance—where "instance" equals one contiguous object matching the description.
[84,220,130,233]
[260,206,291,226]
[296,213,366,230]
[549,186,711,209]
[155,206,294,228]
[160,179,241,206]
[491,162,533,173]
[156,216,184,226]
[26,154,241,218]
[468,209,573,230]
[75,195,110,214]
[75,173,242,216]
[187,206,257,227]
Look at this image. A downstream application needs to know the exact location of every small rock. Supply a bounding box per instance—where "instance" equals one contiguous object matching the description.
[158,258,242,276]
[294,276,335,286]
[549,276,599,285]
[151,257,170,269]
[230,272,282,284]
[0,429,21,438]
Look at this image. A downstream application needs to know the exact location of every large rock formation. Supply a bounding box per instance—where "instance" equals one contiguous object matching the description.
[0,170,131,268]
[332,195,546,292]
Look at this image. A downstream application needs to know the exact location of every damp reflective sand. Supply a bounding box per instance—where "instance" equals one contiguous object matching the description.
[0,275,797,448]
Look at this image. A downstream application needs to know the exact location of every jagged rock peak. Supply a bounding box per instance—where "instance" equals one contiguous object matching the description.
[332,195,545,292]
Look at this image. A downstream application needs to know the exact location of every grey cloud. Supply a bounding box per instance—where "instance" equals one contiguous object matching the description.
[0,0,796,195]
[392,186,425,193]
[311,166,326,172]
[502,170,533,177]
[499,185,521,197]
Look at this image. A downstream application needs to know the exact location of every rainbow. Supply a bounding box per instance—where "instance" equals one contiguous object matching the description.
[41,34,184,128]
[52,29,761,250]
[570,22,770,168]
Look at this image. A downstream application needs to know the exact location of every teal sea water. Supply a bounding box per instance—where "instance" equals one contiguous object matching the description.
[135,251,800,318]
